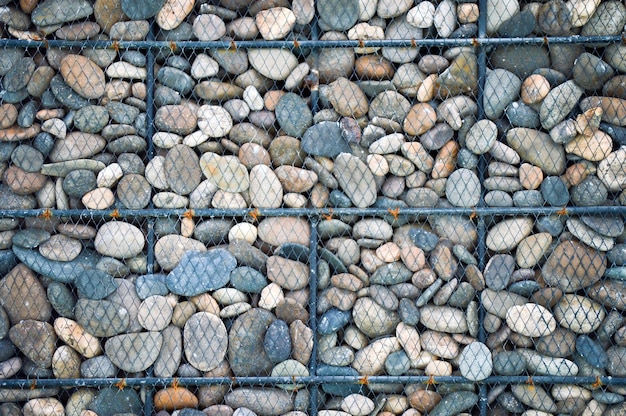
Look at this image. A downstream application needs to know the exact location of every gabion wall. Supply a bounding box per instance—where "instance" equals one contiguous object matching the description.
[1,0,626,415]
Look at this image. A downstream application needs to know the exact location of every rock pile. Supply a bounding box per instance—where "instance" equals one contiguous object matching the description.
[1,0,626,415]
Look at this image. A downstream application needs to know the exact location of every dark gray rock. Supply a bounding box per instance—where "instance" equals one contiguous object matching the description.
[276,93,312,138]
[302,121,349,157]
[230,266,268,293]
[88,388,142,416]
[166,249,237,296]
[264,319,291,363]
[576,334,608,369]
[228,308,276,376]
[75,269,117,300]
[540,175,569,206]
[135,274,169,299]
[318,308,351,335]
[62,169,97,198]
[47,282,76,318]
[12,245,99,283]
[50,75,91,110]
[157,66,195,95]
[571,175,608,206]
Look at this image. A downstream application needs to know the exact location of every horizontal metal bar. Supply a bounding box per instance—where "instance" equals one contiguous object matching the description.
[0,206,623,220]
[0,35,622,51]
[3,375,626,389]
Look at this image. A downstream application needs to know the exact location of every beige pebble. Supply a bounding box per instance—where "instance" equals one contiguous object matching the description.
[376,242,401,262]
[519,163,543,190]
[259,282,284,310]
[190,293,220,315]
[367,153,390,176]
[53,317,102,358]
[81,187,115,209]
[424,359,452,376]
[284,192,307,208]
[400,246,426,271]
[23,398,65,416]
[521,74,550,105]
[457,3,479,23]
[96,163,123,188]
[180,217,194,238]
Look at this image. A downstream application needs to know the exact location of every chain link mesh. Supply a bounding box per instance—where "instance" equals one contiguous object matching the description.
[0,0,626,416]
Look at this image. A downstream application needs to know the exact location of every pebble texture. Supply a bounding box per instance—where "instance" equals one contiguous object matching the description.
[0,1,626,416]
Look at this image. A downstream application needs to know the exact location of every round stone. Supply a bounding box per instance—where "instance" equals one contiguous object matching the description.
[445,168,480,207]
[459,342,492,381]
[506,303,557,337]
[94,221,145,259]
[184,312,228,372]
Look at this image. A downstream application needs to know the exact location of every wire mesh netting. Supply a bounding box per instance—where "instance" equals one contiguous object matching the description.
[1,0,626,415]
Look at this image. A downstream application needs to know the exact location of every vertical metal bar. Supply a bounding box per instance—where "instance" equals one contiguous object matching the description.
[308,215,319,416]
[310,15,320,115]
[476,1,489,415]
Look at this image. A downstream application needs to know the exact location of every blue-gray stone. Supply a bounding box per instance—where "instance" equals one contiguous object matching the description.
[167,55,191,72]
[430,391,478,416]
[0,142,15,162]
[497,11,536,37]
[0,48,23,76]
[135,274,169,299]
[134,112,148,137]
[62,169,97,198]
[17,101,36,128]
[576,335,608,369]
[600,122,626,146]
[505,101,540,128]
[457,148,479,169]
[0,250,17,277]
[81,356,116,378]
[317,365,361,396]
[121,50,147,67]
[75,269,116,300]
[11,145,44,173]
[88,388,142,416]
[106,101,140,124]
[447,282,476,308]
[0,338,16,362]
[47,282,77,318]
[508,280,541,297]
[513,190,544,207]
[274,243,310,263]
[385,350,410,376]
[264,319,291,363]
[606,267,626,281]
[370,262,412,285]
[318,308,351,335]
[178,410,207,416]
[301,121,349,157]
[409,228,439,252]
[497,391,526,413]
[12,229,50,248]
[157,22,194,41]
[230,266,268,293]
[41,90,61,108]
[166,249,237,296]
[329,190,353,207]
[491,45,550,79]
[581,215,624,238]
[194,219,233,245]
[536,215,564,236]
[50,75,90,110]
[317,219,351,240]
[319,247,348,274]
[608,244,626,266]
[398,298,420,326]
[12,245,99,283]
[0,185,36,209]
[157,66,194,95]
[421,123,454,151]
[317,0,358,31]
[107,135,147,154]
[4,57,35,92]
[122,0,165,20]
[75,299,130,337]
[33,132,55,157]
[592,390,625,405]
[484,254,515,290]
[541,176,569,206]
[493,351,526,375]
[154,85,182,106]
[571,175,608,206]
[275,92,312,138]
[450,23,477,39]
[31,0,93,26]
[453,245,477,265]
[228,308,276,377]
[2,88,29,104]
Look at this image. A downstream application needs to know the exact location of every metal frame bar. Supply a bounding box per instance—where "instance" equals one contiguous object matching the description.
[1,3,626,415]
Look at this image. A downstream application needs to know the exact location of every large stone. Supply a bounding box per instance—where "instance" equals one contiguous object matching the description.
[166,249,237,296]
[9,320,56,368]
[224,388,293,416]
[506,128,565,175]
[104,332,163,372]
[31,0,93,26]
[184,312,228,372]
[75,299,130,337]
[94,221,145,259]
[60,55,105,100]
[353,297,399,338]
[542,240,606,292]
[0,264,51,324]
[228,308,276,376]
[333,153,377,208]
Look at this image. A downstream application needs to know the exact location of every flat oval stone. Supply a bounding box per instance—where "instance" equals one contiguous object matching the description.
[53,317,101,358]
[94,221,145,259]
[576,334,608,369]
[506,303,557,337]
[486,217,533,252]
[60,55,105,100]
[248,49,298,81]
[542,240,606,292]
[264,319,291,363]
[228,308,276,376]
[184,312,227,372]
[554,294,606,334]
[105,331,162,373]
[75,269,116,300]
[166,249,237,296]
[353,297,399,338]
[75,299,130,337]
